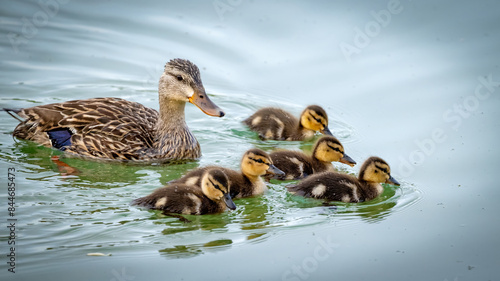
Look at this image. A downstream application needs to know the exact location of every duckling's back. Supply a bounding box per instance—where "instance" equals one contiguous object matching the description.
[244,107,298,140]
[287,172,361,203]
[270,150,315,180]
[132,183,224,215]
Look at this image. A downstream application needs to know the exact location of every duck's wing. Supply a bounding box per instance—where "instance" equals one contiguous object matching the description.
[12,98,158,160]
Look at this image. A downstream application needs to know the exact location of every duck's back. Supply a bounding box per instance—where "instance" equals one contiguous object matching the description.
[244,107,299,140]
[12,98,159,161]
[287,172,361,203]
[132,183,224,215]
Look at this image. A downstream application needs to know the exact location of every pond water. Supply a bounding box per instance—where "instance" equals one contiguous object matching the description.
[1,1,499,281]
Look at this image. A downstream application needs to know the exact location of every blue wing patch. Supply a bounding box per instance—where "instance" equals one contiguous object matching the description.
[47,128,72,150]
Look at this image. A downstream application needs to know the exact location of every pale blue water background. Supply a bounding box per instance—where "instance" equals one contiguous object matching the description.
[0,1,499,280]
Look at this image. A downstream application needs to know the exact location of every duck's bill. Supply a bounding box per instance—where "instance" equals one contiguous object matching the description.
[321,126,333,136]
[189,90,225,117]
[386,175,401,186]
[267,164,285,176]
[223,193,237,210]
[340,154,356,167]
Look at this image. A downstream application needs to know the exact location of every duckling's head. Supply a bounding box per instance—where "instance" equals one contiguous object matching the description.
[241,148,285,178]
[201,169,236,210]
[358,156,400,186]
[299,105,332,136]
[313,136,356,167]
[159,58,224,117]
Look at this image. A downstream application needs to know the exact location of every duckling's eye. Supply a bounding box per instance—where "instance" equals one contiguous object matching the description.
[176,75,183,81]
[327,145,342,153]
[249,157,267,165]
[375,165,388,174]
[209,179,224,193]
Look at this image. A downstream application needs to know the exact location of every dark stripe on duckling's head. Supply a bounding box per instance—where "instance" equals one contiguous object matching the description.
[305,105,328,120]
[312,136,356,166]
[300,105,332,135]
[244,148,271,162]
[358,156,398,185]
[313,136,343,154]
[206,169,230,193]
[241,148,283,177]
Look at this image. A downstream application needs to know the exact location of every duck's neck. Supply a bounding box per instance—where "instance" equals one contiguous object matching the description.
[154,98,200,159]
[156,99,188,132]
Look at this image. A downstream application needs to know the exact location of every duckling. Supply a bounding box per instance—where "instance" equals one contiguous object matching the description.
[268,136,356,180]
[243,105,333,141]
[287,156,400,203]
[132,168,236,215]
[4,59,224,163]
[170,148,284,198]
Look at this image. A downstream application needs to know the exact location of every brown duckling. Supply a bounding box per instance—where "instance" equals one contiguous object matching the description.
[243,105,333,141]
[268,136,356,180]
[287,156,400,203]
[132,168,236,215]
[170,148,284,198]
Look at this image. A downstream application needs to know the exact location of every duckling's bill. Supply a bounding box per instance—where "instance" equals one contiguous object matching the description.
[189,90,225,117]
[387,175,400,186]
[321,126,333,136]
[340,154,356,167]
[223,193,237,210]
[267,164,285,176]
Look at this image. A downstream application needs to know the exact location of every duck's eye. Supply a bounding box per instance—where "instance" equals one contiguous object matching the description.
[176,75,183,81]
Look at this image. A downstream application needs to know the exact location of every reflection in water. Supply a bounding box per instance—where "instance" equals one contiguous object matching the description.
[159,239,233,259]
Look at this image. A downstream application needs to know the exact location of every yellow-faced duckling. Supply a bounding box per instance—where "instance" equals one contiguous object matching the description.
[287,156,400,203]
[268,136,356,180]
[4,59,224,163]
[243,105,332,141]
[171,148,284,198]
[132,169,236,215]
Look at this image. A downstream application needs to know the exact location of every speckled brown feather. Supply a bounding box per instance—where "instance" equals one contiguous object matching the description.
[11,97,199,162]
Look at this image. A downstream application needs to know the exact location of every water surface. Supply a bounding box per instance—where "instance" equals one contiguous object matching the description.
[1,1,499,281]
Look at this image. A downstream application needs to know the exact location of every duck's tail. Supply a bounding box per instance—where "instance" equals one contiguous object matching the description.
[3,108,24,122]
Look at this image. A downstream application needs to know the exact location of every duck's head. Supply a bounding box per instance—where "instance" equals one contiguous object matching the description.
[313,136,356,167]
[358,156,400,186]
[241,148,285,177]
[299,105,332,136]
[201,169,236,210]
[159,58,224,117]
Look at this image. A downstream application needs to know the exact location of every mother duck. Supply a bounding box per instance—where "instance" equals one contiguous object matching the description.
[4,59,224,163]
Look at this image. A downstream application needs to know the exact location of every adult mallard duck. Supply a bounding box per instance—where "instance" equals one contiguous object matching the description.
[287,156,400,203]
[170,148,284,198]
[243,105,333,141]
[268,136,356,180]
[132,168,236,215]
[4,59,224,163]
